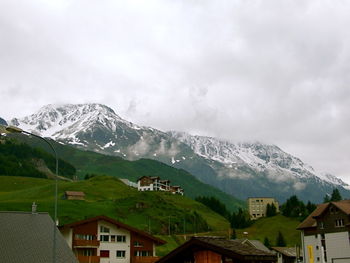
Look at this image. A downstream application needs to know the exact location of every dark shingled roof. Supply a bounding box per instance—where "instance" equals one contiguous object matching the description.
[195,237,274,256]
[156,236,276,263]
[0,211,78,263]
[297,200,350,230]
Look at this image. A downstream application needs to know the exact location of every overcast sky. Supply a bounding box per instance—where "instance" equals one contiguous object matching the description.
[1,0,350,183]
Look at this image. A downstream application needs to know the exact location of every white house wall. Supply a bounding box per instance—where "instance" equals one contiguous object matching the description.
[98,221,131,263]
[325,232,350,263]
[303,235,322,263]
[60,228,73,249]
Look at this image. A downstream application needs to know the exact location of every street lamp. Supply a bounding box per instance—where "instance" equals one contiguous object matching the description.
[4,125,59,263]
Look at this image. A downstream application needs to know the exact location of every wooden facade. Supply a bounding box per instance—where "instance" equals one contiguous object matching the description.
[156,236,277,263]
[64,191,86,200]
[297,200,350,263]
[60,215,166,263]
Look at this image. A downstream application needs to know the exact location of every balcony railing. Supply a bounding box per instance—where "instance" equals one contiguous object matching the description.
[133,256,161,263]
[73,239,100,247]
[76,255,100,263]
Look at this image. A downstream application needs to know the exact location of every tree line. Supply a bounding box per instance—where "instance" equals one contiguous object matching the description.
[0,139,76,179]
[197,188,344,228]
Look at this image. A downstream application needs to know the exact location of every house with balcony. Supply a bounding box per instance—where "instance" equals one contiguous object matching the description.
[59,215,166,263]
[137,176,184,195]
[169,186,184,196]
[159,179,170,191]
[297,200,350,263]
[137,176,161,191]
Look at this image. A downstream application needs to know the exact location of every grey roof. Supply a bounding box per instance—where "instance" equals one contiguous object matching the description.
[0,211,78,263]
[271,247,297,258]
[237,239,271,252]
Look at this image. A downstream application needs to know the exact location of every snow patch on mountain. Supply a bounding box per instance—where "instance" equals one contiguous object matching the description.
[9,103,141,140]
[170,131,350,188]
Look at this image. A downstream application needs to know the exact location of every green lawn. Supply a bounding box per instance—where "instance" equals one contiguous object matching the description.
[0,175,230,255]
[13,135,245,212]
[235,214,301,246]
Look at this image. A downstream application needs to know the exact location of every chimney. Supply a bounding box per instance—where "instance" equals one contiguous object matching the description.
[32,202,37,214]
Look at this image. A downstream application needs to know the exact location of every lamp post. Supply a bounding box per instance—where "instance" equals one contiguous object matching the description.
[4,125,58,263]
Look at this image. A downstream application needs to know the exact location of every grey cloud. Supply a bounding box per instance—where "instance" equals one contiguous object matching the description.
[1,0,350,183]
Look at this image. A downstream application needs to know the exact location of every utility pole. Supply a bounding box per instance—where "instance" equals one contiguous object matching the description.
[168,216,171,236]
[183,217,186,235]
[148,217,151,234]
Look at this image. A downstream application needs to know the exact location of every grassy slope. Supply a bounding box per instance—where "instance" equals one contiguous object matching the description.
[15,135,245,212]
[235,214,301,246]
[0,175,230,255]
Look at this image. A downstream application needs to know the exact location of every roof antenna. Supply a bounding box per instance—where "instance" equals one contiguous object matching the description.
[32,202,37,214]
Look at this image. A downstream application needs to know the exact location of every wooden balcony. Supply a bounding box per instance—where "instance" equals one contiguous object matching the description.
[73,239,100,247]
[133,256,161,263]
[76,255,100,263]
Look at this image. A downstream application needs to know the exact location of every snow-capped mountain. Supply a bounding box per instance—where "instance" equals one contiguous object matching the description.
[8,103,350,202]
[0,117,7,126]
[170,131,350,188]
[9,103,180,158]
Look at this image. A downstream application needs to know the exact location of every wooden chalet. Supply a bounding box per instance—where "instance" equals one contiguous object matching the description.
[156,236,277,263]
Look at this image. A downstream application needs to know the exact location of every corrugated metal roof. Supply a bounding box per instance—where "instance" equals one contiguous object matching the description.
[0,211,78,263]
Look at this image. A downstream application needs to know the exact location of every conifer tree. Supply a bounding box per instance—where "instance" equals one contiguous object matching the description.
[330,188,342,202]
[264,237,271,248]
[323,195,330,203]
[276,231,286,247]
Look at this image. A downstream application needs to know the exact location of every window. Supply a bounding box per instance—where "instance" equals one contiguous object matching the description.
[100,226,110,233]
[116,250,126,258]
[319,221,324,229]
[142,251,151,256]
[134,251,151,257]
[335,219,344,227]
[83,249,93,256]
[100,235,109,242]
[111,235,116,242]
[134,241,143,247]
[100,250,110,258]
[330,206,339,214]
[75,234,94,240]
[117,235,126,242]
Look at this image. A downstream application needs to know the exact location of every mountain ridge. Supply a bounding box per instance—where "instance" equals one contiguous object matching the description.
[8,103,350,202]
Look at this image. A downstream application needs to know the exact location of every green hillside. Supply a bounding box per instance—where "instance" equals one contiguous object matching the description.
[0,175,230,232]
[235,214,301,246]
[10,135,245,211]
[0,175,231,255]
[0,139,76,179]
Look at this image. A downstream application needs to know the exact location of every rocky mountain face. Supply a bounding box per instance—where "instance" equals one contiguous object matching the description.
[0,117,7,126]
[9,103,350,202]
